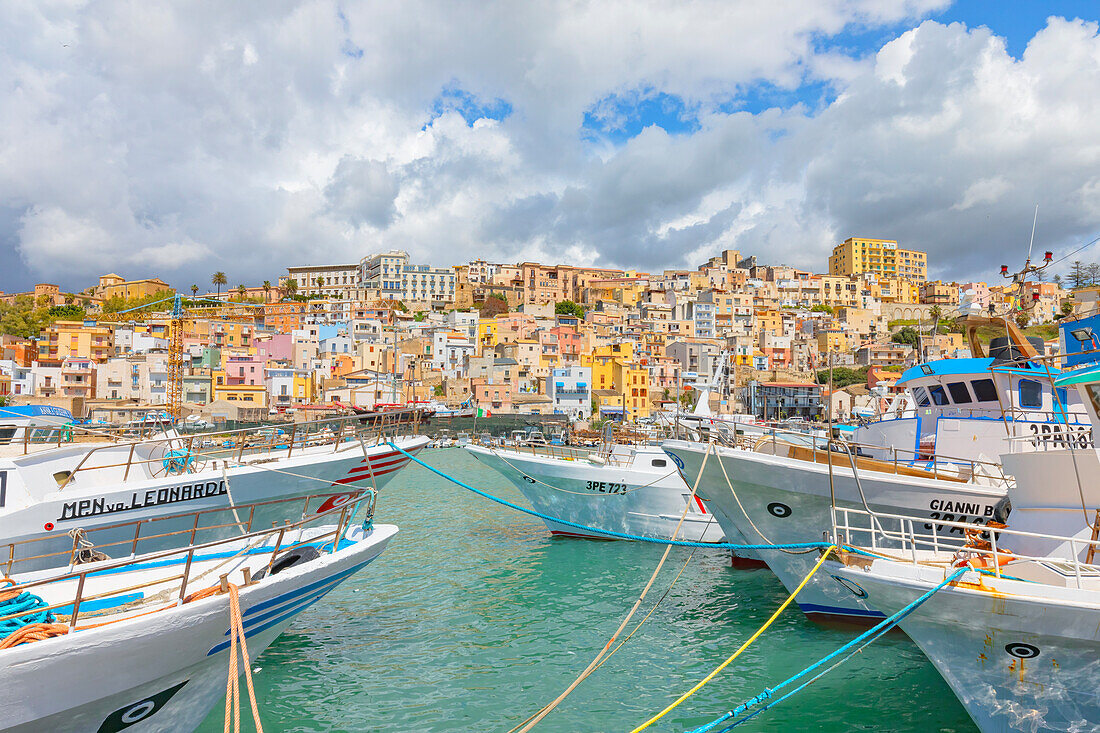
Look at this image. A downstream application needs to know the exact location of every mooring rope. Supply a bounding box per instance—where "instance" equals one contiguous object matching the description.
[386,443,827,552]
[224,582,264,733]
[514,442,719,731]
[687,566,968,733]
[629,546,836,732]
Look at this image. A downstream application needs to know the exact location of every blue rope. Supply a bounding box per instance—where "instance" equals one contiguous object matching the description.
[0,588,56,639]
[687,567,967,733]
[387,443,829,551]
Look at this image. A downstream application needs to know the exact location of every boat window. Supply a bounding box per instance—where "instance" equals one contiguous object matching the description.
[971,378,998,402]
[946,382,972,404]
[651,458,667,467]
[1055,387,1069,409]
[0,426,16,444]
[1019,379,1043,409]
[928,385,949,406]
[912,387,931,407]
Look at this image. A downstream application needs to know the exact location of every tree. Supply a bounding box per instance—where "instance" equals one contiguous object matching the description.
[237,284,247,300]
[191,284,199,297]
[554,300,585,319]
[316,276,325,295]
[433,384,445,397]
[1087,263,1100,287]
[211,272,227,299]
[814,365,869,389]
[285,279,298,298]
[1069,261,1087,289]
[810,304,833,314]
[1062,300,1075,317]
[1053,274,1063,287]
[891,326,919,346]
[1015,311,1030,328]
[263,280,272,301]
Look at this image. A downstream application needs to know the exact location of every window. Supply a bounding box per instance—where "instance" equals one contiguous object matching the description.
[651,458,667,467]
[971,378,998,402]
[946,382,972,404]
[928,385,949,406]
[1056,387,1069,409]
[912,387,930,407]
[1019,380,1042,409]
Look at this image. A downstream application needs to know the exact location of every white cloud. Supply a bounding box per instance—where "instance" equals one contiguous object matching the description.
[2,2,1099,292]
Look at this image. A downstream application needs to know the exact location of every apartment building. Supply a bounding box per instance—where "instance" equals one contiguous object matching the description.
[829,238,927,282]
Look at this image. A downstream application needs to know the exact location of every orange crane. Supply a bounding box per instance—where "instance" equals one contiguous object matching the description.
[97,294,264,419]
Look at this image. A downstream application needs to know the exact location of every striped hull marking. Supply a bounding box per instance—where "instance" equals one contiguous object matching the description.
[206,556,377,656]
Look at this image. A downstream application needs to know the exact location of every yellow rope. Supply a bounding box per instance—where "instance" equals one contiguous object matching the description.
[514,442,716,732]
[629,546,836,733]
[224,583,264,733]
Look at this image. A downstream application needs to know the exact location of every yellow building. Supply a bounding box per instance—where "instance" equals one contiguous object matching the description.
[94,273,172,301]
[816,331,854,353]
[210,377,267,406]
[582,341,651,420]
[829,238,927,282]
[37,321,114,366]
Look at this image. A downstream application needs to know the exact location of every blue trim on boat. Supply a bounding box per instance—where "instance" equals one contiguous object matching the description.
[242,556,373,617]
[207,594,330,656]
[54,591,143,616]
[797,602,885,619]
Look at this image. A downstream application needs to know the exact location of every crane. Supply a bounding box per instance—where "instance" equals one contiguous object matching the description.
[96,293,265,420]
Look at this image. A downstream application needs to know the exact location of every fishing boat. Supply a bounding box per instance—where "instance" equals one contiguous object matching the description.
[659,315,1100,619]
[0,405,79,453]
[465,441,725,543]
[0,495,395,733]
[823,357,1100,730]
[0,413,427,573]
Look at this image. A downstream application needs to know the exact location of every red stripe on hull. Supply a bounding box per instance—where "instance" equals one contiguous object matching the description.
[332,462,408,484]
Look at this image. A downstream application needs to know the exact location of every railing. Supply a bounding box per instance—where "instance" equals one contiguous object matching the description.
[714,425,1011,485]
[45,412,423,490]
[0,488,374,633]
[831,504,1100,589]
[2,487,373,576]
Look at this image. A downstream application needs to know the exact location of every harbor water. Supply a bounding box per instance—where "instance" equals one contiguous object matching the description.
[199,449,976,732]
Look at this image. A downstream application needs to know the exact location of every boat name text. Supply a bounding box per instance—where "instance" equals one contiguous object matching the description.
[58,481,227,522]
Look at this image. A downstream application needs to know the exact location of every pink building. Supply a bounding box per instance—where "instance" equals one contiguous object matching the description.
[254,332,293,363]
[225,355,266,386]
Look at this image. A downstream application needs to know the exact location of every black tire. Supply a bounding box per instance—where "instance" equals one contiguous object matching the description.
[252,545,322,581]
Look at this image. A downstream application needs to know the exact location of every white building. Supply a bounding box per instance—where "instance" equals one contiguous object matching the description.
[0,360,35,397]
[548,366,591,419]
[431,329,476,379]
[284,263,360,299]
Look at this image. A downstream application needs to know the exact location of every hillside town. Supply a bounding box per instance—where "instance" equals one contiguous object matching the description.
[0,238,1090,426]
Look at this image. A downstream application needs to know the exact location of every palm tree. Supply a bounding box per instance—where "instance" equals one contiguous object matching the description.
[211,272,227,300]
[316,276,325,297]
[262,280,272,302]
[190,284,199,297]
[285,279,298,299]
[237,284,247,300]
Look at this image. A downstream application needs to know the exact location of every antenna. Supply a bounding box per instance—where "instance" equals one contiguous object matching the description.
[1026,204,1038,263]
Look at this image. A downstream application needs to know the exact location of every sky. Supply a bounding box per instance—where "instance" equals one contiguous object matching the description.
[3,1,1100,294]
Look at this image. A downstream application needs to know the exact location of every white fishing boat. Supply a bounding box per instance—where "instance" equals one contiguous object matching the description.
[826,358,1100,731]
[0,413,427,573]
[465,442,725,543]
[0,497,396,733]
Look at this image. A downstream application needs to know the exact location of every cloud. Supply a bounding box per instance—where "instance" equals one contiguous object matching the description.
[1,2,1099,292]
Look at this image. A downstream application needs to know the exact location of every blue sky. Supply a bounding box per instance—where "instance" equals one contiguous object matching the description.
[581,1,1100,146]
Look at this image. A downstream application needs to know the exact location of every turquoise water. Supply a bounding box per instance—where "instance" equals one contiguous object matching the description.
[199,449,977,732]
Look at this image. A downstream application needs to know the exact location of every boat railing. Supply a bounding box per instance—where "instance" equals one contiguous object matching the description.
[831,504,1100,589]
[51,414,421,489]
[472,438,597,463]
[1,487,374,577]
[0,488,375,632]
[735,427,1010,485]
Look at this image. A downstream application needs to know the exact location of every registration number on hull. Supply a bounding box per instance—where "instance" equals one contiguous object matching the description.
[585,480,628,495]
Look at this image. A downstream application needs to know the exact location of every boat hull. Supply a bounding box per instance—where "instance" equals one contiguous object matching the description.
[1,436,427,573]
[661,440,1006,619]
[465,444,725,543]
[834,561,1100,732]
[0,524,398,733]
